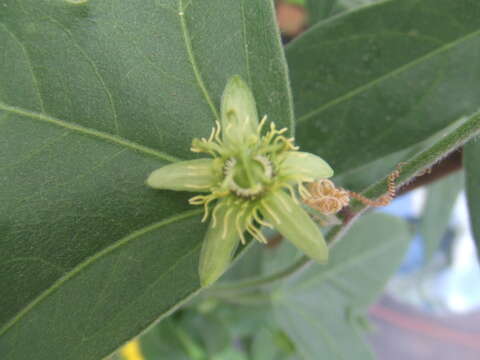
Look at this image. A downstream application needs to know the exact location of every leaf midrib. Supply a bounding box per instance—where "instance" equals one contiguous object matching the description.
[0,102,180,163]
[0,208,203,338]
[178,0,220,121]
[294,26,480,123]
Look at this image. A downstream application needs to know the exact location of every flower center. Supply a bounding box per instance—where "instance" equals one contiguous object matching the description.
[224,155,273,198]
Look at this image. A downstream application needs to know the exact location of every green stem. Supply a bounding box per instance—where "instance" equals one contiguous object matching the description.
[213,255,309,293]
[351,110,480,212]
[210,111,480,294]
[212,292,273,306]
[210,225,346,293]
[173,325,207,360]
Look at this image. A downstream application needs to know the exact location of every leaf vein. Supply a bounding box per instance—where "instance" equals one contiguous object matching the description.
[240,0,252,86]
[177,0,220,121]
[0,208,203,338]
[296,28,480,123]
[289,306,346,360]
[78,241,202,344]
[0,130,71,171]
[0,23,45,112]
[45,16,121,135]
[0,102,180,162]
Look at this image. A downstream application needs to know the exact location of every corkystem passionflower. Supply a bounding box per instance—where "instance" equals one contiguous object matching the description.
[147,75,333,287]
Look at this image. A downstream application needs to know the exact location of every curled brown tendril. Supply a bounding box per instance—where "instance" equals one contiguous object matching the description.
[304,164,404,214]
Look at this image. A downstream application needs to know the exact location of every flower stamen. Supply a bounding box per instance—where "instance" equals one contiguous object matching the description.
[252,209,273,229]
[236,204,248,244]
[258,115,268,133]
[210,201,224,228]
[284,183,299,203]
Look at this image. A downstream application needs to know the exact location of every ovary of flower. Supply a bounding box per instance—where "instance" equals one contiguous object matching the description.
[147,75,333,287]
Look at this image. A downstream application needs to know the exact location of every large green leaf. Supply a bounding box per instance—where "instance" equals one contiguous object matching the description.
[0,1,293,359]
[465,140,480,258]
[272,213,410,360]
[288,0,480,174]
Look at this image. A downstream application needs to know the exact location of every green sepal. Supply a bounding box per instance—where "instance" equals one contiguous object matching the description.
[199,200,242,287]
[221,75,259,145]
[146,159,217,192]
[261,191,328,263]
[280,151,333,181]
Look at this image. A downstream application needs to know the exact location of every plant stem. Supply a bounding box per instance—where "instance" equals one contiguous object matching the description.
[210,111,480,294]
[173,325,207,360]
[212,255,309,293]
[212,292,273,306]
[351,110,480,212]
[210,225,347,293]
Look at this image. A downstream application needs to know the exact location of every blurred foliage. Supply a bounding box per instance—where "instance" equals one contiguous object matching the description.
[118,213,410,360]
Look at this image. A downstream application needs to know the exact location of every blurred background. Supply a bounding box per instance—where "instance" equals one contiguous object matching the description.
[369,176,480,360]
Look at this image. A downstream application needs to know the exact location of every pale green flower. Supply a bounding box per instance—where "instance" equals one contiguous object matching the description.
[147,76,333,287]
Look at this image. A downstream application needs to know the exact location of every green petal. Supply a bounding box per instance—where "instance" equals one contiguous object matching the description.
[280,151,334,180]
[221,75,259,144]
[146,159,217,192]
[199,200,242,287]
[261,191,328,263]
